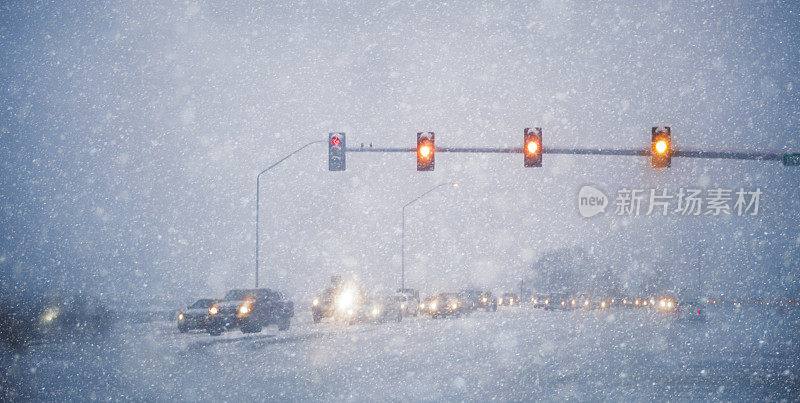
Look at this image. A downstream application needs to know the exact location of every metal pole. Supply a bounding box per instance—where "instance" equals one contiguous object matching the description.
[255,140,326,288]
[401,182,458,290]
[401,205,405,290]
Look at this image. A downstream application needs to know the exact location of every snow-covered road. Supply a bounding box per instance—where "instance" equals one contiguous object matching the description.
[3,306,798,400]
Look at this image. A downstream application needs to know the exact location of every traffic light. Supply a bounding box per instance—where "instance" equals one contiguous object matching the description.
[328,132,346,171]
[651,127,671,168]
[417,132,435,171]
[524,127,542,167]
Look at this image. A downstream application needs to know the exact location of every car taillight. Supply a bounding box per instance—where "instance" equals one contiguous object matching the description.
[675,309,679,313]
[697,310,701,314]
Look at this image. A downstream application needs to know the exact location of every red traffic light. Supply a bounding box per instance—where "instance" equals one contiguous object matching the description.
[330,136,341,147]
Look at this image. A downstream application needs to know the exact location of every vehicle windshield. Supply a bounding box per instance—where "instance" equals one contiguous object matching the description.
[2,2,798,401]
[188,299,215,309]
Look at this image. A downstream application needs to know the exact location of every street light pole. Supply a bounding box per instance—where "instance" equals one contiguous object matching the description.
[401,182,458,290]
[255,140,326,288]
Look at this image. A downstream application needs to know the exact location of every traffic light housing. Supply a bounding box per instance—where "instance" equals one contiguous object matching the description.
[524,127,542,167]
[651,127,671,168]
[417,132,435,171]
[328,132,346,171]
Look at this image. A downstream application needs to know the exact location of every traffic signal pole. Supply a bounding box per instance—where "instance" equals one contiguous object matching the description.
[346,146,789,161]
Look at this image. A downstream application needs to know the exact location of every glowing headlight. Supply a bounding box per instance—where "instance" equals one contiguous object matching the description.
[660,300,666,308]
[600,301,606,308]
[336,289,355,311]
[544,299,549,305]
[178,313,184,321]
[450,302,458,310]
[498,298,503,305]
[209,306,219,315]
[430,301,438,311]
[239,304,250,315]
[533,298,538,304]
[371,307,381,316]
[401,303,406,309]
[419,303,425,309]
[312,297,319,307]
[584,300,590,306]
[482,297,488,303]
[41,307,60,323]
[561,301,565,306]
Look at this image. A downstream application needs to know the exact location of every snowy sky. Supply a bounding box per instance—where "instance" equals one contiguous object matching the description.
[1,1,798,306]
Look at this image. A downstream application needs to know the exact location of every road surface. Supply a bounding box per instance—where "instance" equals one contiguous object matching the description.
[2,305,798,400]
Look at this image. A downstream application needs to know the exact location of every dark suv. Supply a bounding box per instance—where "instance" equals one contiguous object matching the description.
[207,289,294,335]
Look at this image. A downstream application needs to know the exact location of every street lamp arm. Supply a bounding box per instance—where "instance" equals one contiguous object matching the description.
[258,140,327,178]
[403,182,456,209]
[400,181,458,290]
[255,139,326,288]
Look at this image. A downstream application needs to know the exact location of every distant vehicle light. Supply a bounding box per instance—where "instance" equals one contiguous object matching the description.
[209,306,218,315]
[600,301,607,308]
[41,307,59,323]
[697,310,701,314]
[584,300,590,307]
[239,305,250,315]
[450,303,458,310]
[312,298,320,307]
[544,299,549,305]
[178,313,184,321]
[482,297,488,303]
[499,298,503,305]
[419,303,425,309]
[401,303,406,309]
[430,301,438,311]
[371,307,380,317]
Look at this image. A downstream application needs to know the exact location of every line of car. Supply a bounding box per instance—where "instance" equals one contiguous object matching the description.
[176,285,710,336]
[177,288,294,336]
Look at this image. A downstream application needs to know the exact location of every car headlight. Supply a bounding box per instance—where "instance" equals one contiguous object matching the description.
[584,300,590,306]
[498,298,503,305]
[209,306,218,315]
[239,304,250,315]
[312,297,319,307]
[430,301,438,311]
[450,302,458,310]
[419,303,425,309]
[178,312,184,321]
[482,297,488,303]
[371,307,381,317]
[544,299,549,305]
[336,289,355,311]
[41,307,60,323]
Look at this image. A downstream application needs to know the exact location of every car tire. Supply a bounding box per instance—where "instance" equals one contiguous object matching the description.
[277,317,290,331]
